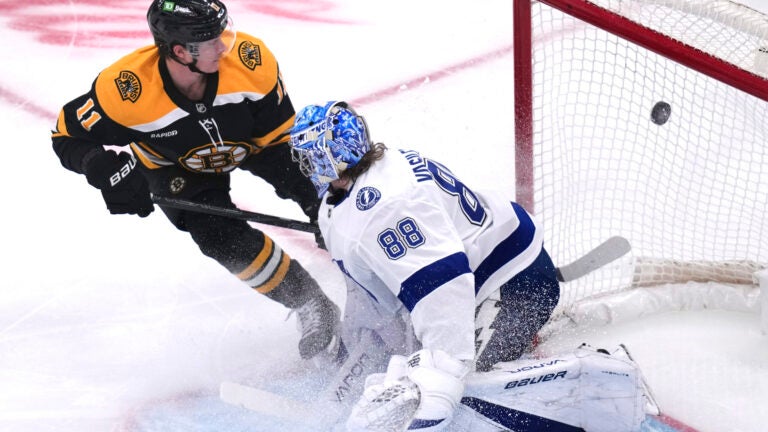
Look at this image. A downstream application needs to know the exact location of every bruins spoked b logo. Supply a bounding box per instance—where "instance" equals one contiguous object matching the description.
[180,142,251,174]
[115,70,141,102]
[169,176,187,194]
[238,41,262,70]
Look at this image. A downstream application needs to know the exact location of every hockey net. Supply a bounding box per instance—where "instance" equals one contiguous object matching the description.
[514,0,768,324]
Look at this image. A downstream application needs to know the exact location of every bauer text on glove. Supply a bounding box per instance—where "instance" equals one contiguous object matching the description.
[83,150,154,217]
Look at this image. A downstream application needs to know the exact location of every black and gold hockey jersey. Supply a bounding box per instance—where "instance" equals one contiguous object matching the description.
[52,32,295,176]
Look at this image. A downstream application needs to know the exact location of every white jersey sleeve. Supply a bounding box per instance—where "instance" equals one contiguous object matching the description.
[352,196,477,361]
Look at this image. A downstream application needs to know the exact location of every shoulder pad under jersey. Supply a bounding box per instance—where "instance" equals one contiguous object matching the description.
[93,45,179,131]
[217,32,281,100]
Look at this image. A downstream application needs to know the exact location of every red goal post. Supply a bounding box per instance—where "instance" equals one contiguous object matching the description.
[514,0,768,322]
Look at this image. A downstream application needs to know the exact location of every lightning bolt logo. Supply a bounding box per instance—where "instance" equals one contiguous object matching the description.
[475,298,502,356]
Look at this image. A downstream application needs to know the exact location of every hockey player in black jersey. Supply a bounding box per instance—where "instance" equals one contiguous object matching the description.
[50,0,338,361]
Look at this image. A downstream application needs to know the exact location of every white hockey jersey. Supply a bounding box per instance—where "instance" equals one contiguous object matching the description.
[318,149,543,361]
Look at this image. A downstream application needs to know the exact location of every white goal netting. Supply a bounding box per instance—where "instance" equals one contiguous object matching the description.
[520,0,768,317]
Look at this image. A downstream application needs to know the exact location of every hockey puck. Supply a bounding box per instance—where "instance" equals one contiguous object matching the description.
[651,101,671,125]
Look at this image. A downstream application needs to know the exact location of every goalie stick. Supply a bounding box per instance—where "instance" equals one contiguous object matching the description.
[221,328,388,428]
[220,382,318,422]
[555,236,631,282]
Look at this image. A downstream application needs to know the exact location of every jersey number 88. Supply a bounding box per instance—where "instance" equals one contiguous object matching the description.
[377,217,425,260]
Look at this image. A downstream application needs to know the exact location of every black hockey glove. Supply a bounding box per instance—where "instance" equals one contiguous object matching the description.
[83,150,154,217]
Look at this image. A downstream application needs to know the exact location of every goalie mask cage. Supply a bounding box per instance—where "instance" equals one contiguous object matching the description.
[514,0,768,318]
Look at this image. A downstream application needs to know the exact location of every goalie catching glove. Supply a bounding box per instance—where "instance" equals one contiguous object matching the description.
[346,349,470,432]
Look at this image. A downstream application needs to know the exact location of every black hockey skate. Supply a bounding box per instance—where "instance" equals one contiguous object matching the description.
[295,294,341,360]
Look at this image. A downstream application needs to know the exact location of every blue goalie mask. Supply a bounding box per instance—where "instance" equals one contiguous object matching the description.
[290,101,371,197]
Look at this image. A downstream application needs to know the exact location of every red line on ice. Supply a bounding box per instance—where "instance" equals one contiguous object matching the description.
[0,85,57,120]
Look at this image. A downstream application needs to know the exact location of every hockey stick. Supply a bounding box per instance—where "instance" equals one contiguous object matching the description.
[220,382,318,421]
[220,328,388,428]
[555,236,631,282]
[150,194,319,233]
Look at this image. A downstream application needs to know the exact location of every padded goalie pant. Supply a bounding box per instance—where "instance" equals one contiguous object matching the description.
[474,248,560,372]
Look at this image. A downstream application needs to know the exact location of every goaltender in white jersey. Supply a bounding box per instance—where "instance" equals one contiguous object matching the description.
[289,101,564,430]
[288,101,661,432]
[290,101,561,370]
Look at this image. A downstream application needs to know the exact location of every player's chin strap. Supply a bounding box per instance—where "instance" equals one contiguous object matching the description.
[182,58,205,74]
[346,349,470,432]
[172,56,205,74]
[167,42,206,74]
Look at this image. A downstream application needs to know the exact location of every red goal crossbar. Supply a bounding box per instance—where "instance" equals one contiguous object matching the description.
[513,0,768,211]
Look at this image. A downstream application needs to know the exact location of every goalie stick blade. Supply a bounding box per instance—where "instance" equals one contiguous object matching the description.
[220,381,318,424]
[220,328,391,429]
[220,381,348,430]
[556,236,631,282]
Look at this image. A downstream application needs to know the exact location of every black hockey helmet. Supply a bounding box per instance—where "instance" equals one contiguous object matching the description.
[147,0,230,55]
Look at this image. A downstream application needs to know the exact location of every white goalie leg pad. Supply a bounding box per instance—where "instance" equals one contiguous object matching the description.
[341,276,418,357]
[463,345,647,432]
[322,327,394,407]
